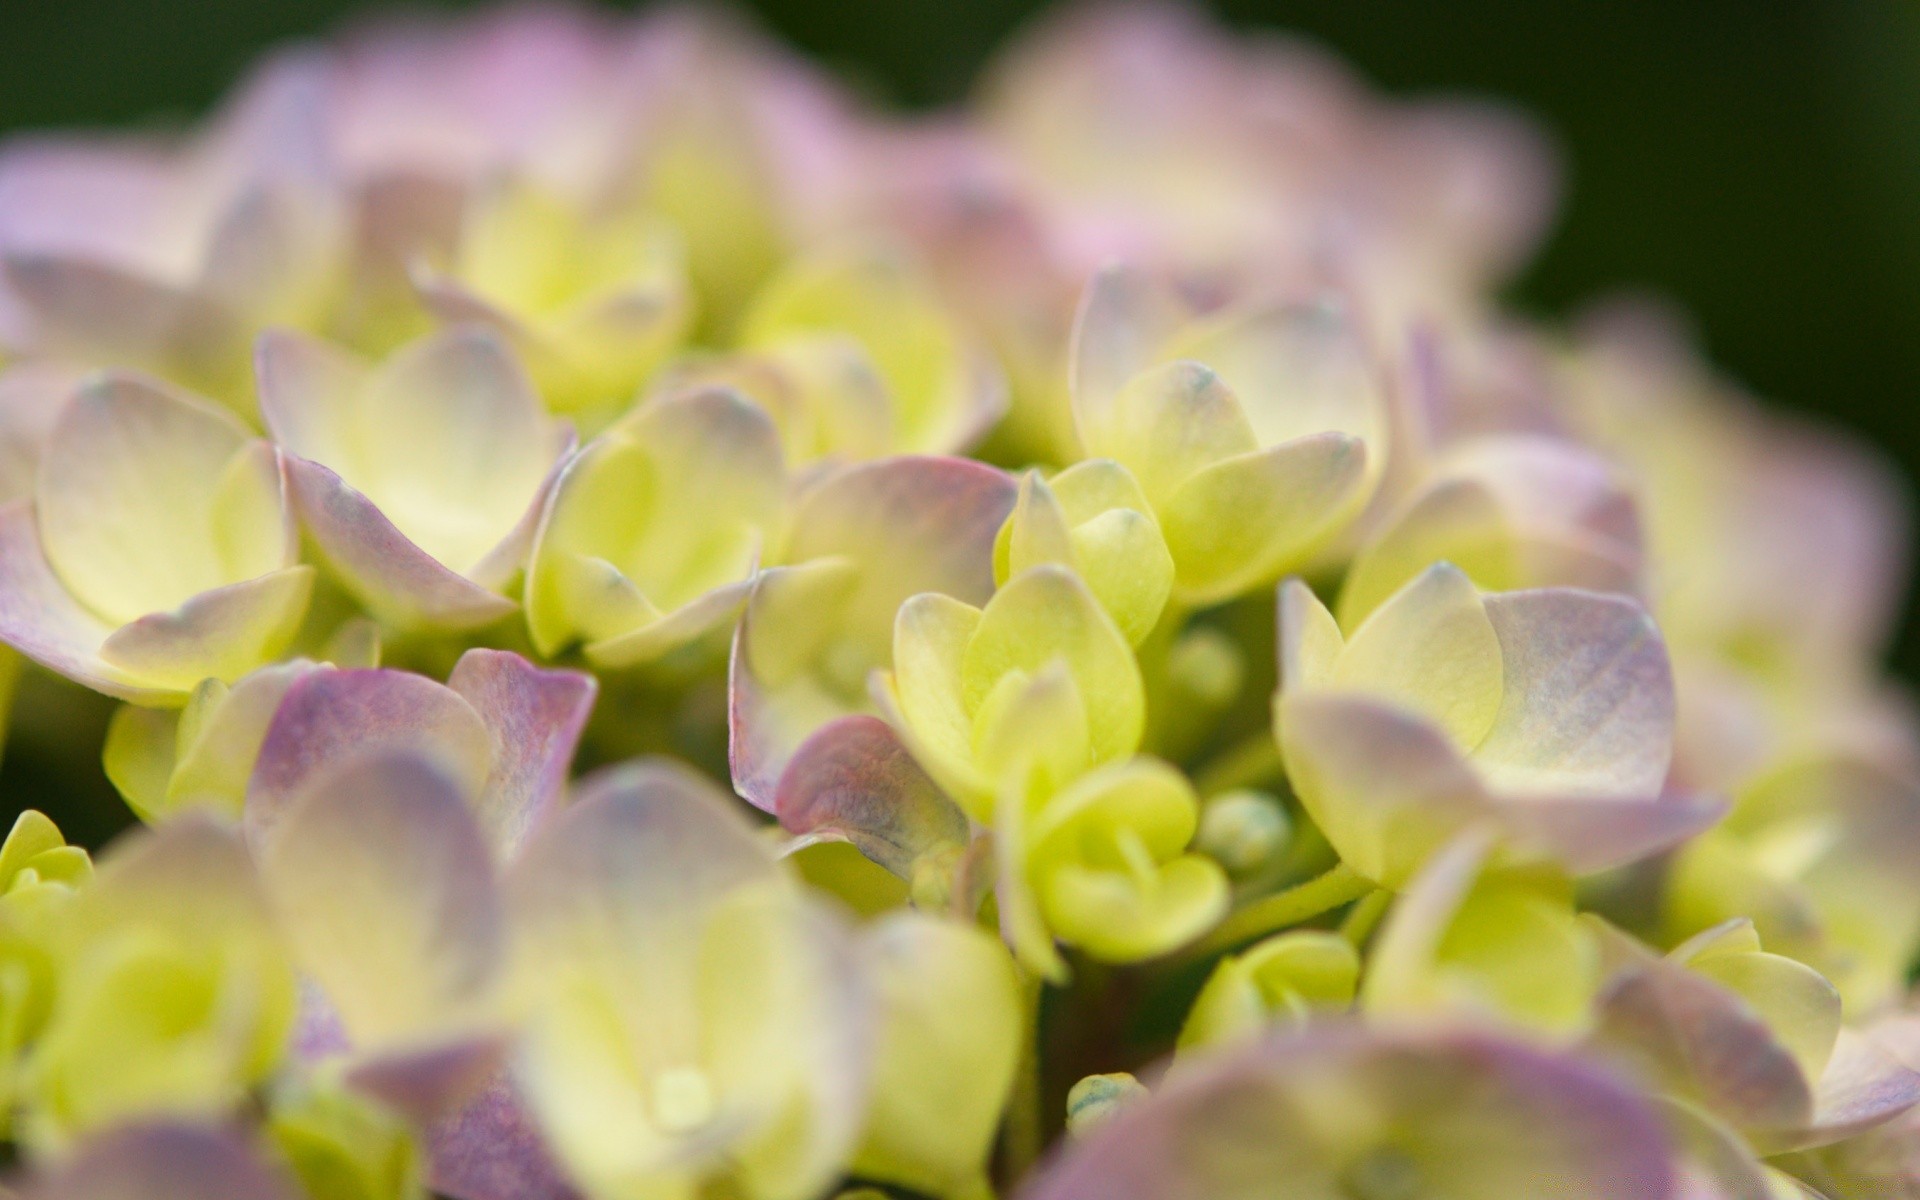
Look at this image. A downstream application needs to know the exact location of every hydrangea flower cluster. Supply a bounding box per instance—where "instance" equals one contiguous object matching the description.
[0,4,1917,1197]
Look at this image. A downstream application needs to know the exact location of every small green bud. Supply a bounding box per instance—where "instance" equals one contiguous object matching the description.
[1166,626,1243,707]
[1066,1072,1148,1136]
[1196,789,1291,877]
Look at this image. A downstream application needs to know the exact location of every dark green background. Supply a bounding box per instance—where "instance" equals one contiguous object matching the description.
[6,0,1920,842]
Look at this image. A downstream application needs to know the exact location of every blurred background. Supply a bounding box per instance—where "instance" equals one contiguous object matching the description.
[5,0,1920,839]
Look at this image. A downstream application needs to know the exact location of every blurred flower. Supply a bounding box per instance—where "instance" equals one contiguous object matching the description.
[1068,265,1387,603]
[258,327,571,632]
[1276,562,1711,887]
[0,375,312,703]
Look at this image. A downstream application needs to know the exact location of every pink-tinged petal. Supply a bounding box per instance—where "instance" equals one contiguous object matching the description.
[728,562,858,810]
[25,1122,299,1200]
[349,329,559,564]
[245,668,491,846]
[254,326,366,468]
[1752,1030,1920,1154]
[428,1070,584,1200]
[97,565,315,692]
[1472,588,1675,799]
[774,714,969,878]
[1021,1025,1677,1200]
[346,1034,508,1128]
[1591,958,1814,1134]
[783,455,1017,611]
[282,455,520,630]
[0,501,172,702]
[730,457,1014,805]
[1276,691,1489,888]
[1167,295,1387,452]
[447,649,596,858]
[1494,791,1727,876]
[0,362,82,503]
[1067,262,1183,434]
[1446,435,1644,576]
[2,254,248,399]
[1381,99,1563,285]
[258,751,504,1049]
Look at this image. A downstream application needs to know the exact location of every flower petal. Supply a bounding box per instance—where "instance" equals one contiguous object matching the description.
[244,668,492,846]
[96,565,314,692]
[525,388,781,657]
[446,649,597,859]
[428,1070,584,1200]
[1023,1026,1677,1200]
[1167,294,1387,452]
[37,373,281,623]
[1068,262,1185,440]
[729,456,1013,804]
[963,565,1142,769]
[0,501,168,702]
[26,1122,299,1200]
[282,455,520,630]
[1276,692,1489,888]
[1471,588,1674,799]
[1591,957,1814,1134]
[774,714,968,879]
[1332,561,1504,752]
[258,750,504,1048]
[1492,790,1726,877]
[0,362,82,504]
[1160,432,1368,603]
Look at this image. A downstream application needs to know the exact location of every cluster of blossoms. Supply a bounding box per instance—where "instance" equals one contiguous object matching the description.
[0,3,1918,1197]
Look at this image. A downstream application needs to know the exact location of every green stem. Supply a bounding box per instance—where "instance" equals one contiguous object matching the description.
[1338,887,1391,948]
[1000,969,1045,1184]
[1185,862,1372,960]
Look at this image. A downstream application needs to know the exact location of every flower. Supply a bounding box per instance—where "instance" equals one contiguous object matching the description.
[0,374,312,703]
[257,326,572,631]
[1275,562,1713,887]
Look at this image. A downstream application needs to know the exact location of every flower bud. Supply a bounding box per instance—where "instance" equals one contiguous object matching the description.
[1066,1073,1148,1136]
[1195,789,1291,878]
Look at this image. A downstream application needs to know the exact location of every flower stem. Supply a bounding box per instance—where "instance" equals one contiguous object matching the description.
[1338,887,1391,948]
[1184,862,1372,960]
[1000,968,1046,1183]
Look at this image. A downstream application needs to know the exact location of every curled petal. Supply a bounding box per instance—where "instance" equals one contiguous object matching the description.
[1331,561,1503,750]
[1493,790,1726,877]
[728,456,1014,805]
[1755,1030,1920,1155]
[1068,263,1186,440]
[447,649,596,858]
[1591,957,1814,1135]
[774,715,968,879]
[96,566,314,693]
[282,456,523,630]
[0,501,185,703]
